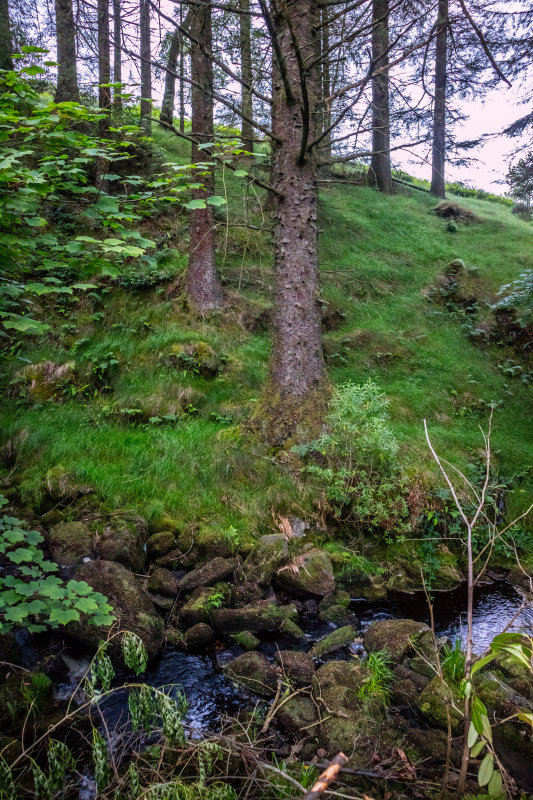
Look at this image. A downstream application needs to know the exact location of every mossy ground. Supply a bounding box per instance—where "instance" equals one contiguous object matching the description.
[1,128,532,550]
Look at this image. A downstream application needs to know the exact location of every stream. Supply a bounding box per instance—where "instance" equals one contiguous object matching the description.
[65,580,532,734]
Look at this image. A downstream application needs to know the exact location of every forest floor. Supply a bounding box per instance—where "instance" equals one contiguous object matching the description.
[1,128,532,560]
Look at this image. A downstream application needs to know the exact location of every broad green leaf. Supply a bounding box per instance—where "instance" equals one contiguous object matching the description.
[9,547,35,563]
[206,196,226,207]
[184,199,206,210]
[26,217,47,227]
[100,265,120,278]
[471,653,496,676]
[234,169,248,177]
[74,597,99,613]
[49,608,80,625]
[470,740,485,758]
[517,712,533,727]
[4,605,30,622]
[467,722,478,748]
[478,753,494,787]
[471,697,488,735]
[487,769,503,797]
[66,580,94,596]
[71,284,98,291]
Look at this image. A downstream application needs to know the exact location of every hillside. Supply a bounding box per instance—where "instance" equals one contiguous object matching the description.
[1,129,532,557]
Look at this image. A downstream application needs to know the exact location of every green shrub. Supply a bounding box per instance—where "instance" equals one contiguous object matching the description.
[0,495,114,633]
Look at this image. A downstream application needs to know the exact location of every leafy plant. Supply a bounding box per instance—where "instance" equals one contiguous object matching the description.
[0,495,114,633]
[358,651,394,703]
[205,591,225,610]
[442,639,466,683]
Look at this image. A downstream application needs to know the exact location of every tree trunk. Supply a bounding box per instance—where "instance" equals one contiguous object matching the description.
[113,0,122,111]
[179,2,186,132]
[140,0,152,135]
[97,0,111,133]
[369,0,392,193]
[320,7,332,163]
[54,0,79,102]
[0,0,12,70]
[430,0,448,198]
[160,28,181,126]
[263,0,327,443]
[186,0,222,311]
[239,0,254,153]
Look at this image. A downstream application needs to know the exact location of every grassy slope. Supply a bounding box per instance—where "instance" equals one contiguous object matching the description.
[1,130,532,542]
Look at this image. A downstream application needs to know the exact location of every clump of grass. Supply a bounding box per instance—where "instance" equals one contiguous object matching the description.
[358,651,394,703]
[442,638,466,683]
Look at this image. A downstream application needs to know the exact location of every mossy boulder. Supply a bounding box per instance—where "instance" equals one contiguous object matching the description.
[310,625,357,659]
[274,548,335,598]
[416,675,462,734]
[243,534,289,587]
[95,518,147,572]
[211,602,284,634]
[184,623,215,648]
[194,527,235,559]
[45,465,93,502]
[231,631,260,650]
[15,361,75,402]
[279,618,307,641]
[318,591,351,612]
[71,560,164,664]
[179,557,237,593]
[409,630,447,679]
[364,618,429,663]
[311,661,368,756]
[146,531,179,560]
[46,521,94,566]
[274,651,315,685]
[277,696,318,735]
[224,652,278,697]
[148,567,178,597]
[318,604,358,627]
[148,513,181,534]
[179,586,224,627]
[167,341,222,379]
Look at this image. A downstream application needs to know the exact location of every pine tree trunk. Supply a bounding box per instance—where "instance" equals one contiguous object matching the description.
[430,0,448,198]
[179,2,186,133]
[320,7,332,164]
[369,0,392,193]
[0,0,12,70]
[140,0,152,135]
[186,0,222,311]
[97,0,111,132]
[160,28,180,126]
[113,0,122,111]
[263,0,327,443]
[239,0,254,153]
[55,0,79,102]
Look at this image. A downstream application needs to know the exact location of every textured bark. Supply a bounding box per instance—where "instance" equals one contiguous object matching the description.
[113,0,122,111]
[265,0,327,441]
[369,0,391,193]
[186,0,222,311]
[0,0,12,70]
[160,28,181,125]
[179,2,186,132]
[54,0,79,102]
[430,0,448,198]
[97,0,111,134]
[239,0,254,153]
[140,0,152,135]
[320,6,331,163]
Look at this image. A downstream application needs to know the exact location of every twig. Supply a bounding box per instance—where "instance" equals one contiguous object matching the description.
[302,752,349,800]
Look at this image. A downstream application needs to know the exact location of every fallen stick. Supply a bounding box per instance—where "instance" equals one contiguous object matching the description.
[302,752,349,799]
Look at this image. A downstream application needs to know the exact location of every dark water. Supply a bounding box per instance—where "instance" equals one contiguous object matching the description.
[93,581,532,732]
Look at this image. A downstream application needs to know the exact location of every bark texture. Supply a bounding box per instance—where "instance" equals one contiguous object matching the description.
[264,0,327,442]
[239,0,254,153]
[160,28,181,126]
[97,0,111,133]
[113,0,122,111]
[186,0,222,311]
[0,0,12,70]
[319,7,332,164]
[140,0,152,135]
[369,0,391,193]
[430,0,448,198]
[54,0,79,102]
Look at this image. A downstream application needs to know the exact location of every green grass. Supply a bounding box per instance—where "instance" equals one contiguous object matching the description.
[1,138,532,542]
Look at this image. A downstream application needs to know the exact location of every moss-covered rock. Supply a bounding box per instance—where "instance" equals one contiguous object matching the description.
[46,521,94,566]
[224,652,278,697]
[244,534,289,587]
[167,341,222,379]
[318,604,358,627]
[148,513,181,534]
[231,631,260,650]
[148,567,178,597]
[179,557,237,593]
[0,671,53,733]
[15,361,75,402]
[310,625,357,659]
[95,518,147,572]
[364,618,429,663]
[416,675,462,733]
[146,531,179,560]
[274,651,315,685]
[311,661,368,756]
[70,560,164,664]
[318,591,351,612]
[277,696,318,735]
[184,623,215,648]
[211,602,284,634]
[274,548,335,598]
[194,527,235,559]
[279,618,307,641]
[178,586,223,627]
